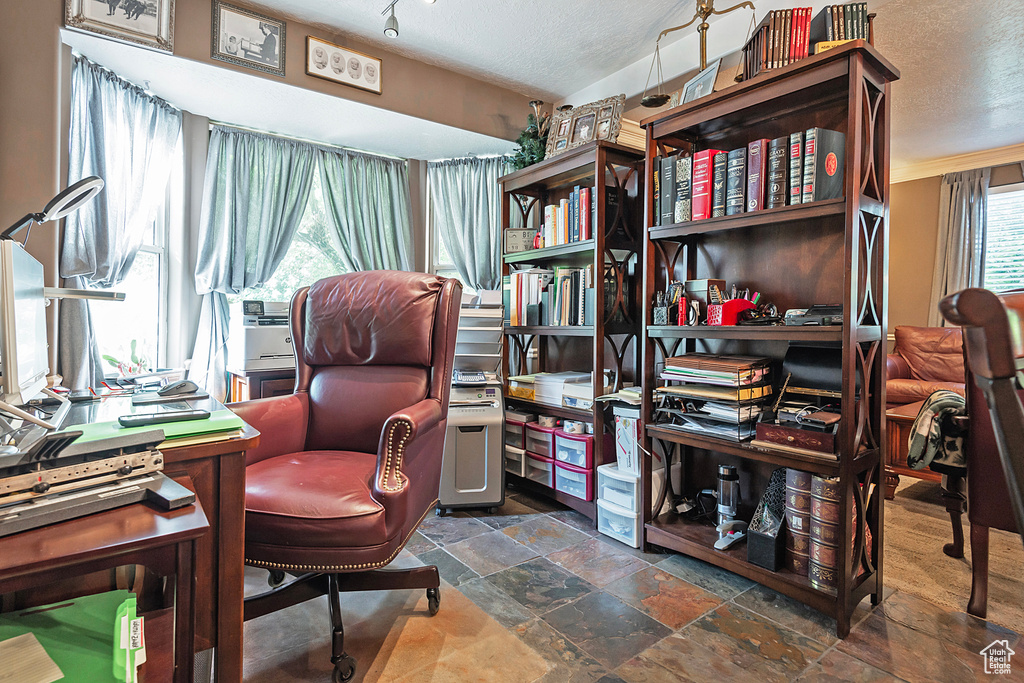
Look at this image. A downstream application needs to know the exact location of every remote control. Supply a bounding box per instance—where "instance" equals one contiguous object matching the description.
[118,409,211,428]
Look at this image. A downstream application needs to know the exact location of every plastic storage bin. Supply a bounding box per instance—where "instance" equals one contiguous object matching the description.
[597,498,641,548]
[524,453,554,488]
[597,463,639,511]
[553,462,593,501]
[525,423,556,458]
[505,419,527,450]
[505,445,525,477]
[554,431,594,469]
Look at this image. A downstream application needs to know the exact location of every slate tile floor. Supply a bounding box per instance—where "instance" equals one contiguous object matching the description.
[244,487,1022,682]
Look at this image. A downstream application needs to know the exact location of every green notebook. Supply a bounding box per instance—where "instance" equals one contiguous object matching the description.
[70,408,245,445]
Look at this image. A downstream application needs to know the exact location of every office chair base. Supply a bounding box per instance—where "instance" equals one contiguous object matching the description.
[427,586,441,615]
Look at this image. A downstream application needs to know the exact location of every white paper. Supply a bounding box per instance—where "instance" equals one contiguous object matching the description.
[0,633,64,683]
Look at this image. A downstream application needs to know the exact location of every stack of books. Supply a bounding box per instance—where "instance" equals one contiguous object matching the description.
[653,354,772,441]
[651,126,845,227]
[505,268,552,326]
[539,186,622,248]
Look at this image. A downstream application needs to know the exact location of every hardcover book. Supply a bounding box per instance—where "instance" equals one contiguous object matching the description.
[711,152,728,218]
[788,131,804,205]
[809,474,841,591]
[691,149,724,220]
[661,153,677,226]
[652,155,662,226]
[782,9,791,66]
[725,148,746,216]
[785,468,812,576]
[746,139,769,212]
[674,155,692,223]
[766,137,789,208]
[801,127,846,203]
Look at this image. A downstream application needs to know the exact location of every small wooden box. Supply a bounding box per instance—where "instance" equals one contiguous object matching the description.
[756,419,838,454]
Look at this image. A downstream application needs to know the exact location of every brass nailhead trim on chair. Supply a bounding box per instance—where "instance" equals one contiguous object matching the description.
[245,499,438,572]
[380,419,411,492]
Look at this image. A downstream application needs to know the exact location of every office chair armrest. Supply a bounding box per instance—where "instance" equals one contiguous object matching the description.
[886,353,912,380]
[227,393,310,466]
[372,399,444,518]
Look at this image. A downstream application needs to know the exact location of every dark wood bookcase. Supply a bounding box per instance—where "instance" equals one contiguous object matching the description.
[638,42,899,636]
[499,141,644,520]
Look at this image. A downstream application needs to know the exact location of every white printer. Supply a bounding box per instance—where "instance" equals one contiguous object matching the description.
[227,300,295,372]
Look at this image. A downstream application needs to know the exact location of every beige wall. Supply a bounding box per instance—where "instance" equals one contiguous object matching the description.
[887,162,1024,331]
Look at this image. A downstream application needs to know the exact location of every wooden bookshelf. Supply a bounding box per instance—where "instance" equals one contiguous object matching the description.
[639,42,899,637]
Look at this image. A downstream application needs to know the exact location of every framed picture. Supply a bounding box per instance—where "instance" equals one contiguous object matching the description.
[65,0,174,52]
[212,1,285,77]
[545,94,626,159]
[682,58,722,104]
[306,36,382,95]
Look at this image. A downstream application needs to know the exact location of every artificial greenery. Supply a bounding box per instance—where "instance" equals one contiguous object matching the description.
[511,112,549,170]
[102,339,147,375]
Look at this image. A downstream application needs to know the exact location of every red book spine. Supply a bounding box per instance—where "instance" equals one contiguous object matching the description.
[691,149,724,220]
[580,187,591,240]
[803,8,811,58]
[795,8,805,60]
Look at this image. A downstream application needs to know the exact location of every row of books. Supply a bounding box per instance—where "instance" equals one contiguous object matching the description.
[503,265,595,327]
[651,127,845,226]
[542,186,594,248]
[743,3,870,80]
[654,354,772,441]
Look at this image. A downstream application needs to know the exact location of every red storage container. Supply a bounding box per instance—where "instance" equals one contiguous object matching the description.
[525,423,556,458]
[505,418,527,450]
[524,452,554,488]
[553,430,594,469]
[554,461,593,501]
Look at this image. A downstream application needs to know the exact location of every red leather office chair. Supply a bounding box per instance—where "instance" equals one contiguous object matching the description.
[940,287,1024,617]
[229,271,461,682]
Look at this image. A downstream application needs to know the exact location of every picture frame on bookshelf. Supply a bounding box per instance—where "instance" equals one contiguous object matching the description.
[65,0,174,52]
[212,1,285,77]
[545,94,626,159]
[682,58,722,103]
[306,36,382,94]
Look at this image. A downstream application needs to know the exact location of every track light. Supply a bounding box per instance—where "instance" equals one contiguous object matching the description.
[383,3,399,38]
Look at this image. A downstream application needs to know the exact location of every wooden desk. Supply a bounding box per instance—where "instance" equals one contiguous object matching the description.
[0,482,209,683]
[884,399,940,499]
[64,397,259,683]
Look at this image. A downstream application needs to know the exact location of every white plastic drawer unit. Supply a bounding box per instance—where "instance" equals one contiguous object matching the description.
[597,463,639,512]
[524,423,556,458]
[597,499,641,548]
[554,462,592,501]
[505,419,526,450]
[524,453,554,488]
[554,430,593,469]
[505,445,525,477]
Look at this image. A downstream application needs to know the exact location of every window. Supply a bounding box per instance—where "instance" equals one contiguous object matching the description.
[229,166,349,304]
[984,184,1024,292]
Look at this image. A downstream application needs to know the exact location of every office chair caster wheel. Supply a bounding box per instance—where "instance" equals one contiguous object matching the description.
[435,507,445,517]
[427,587,441,615]
[488,507,499,514]
[268,570,286,587]
[332,655,356,682]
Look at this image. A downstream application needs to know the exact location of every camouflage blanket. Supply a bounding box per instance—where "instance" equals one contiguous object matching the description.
[907,390,967,471]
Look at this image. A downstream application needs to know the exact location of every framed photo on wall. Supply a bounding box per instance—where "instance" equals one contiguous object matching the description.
[212,1,285,77]
[305,36,382,95]
[65,0,174,52]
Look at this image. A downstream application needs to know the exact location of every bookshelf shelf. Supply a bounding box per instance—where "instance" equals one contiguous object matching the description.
[503,240,595,264]
[639,42,898,637]
[648,197,845,239]
[501,142,645,521]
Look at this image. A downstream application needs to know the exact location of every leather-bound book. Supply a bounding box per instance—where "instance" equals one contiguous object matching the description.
[746,139,769,212]
[801,128,845,203]
[725,148,746,216]
[711,152,728,217]
[675,155,692,223]
[766,137,789,208]
[788,131,804,205]
[809,474,841,591]
[785,468,812,576]
[691,149,724,220]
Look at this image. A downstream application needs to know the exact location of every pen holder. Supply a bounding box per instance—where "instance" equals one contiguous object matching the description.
[652,305,670,326]
[707,299,757,326]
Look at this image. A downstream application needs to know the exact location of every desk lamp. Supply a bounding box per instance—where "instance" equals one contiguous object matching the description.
[2,176,105,243]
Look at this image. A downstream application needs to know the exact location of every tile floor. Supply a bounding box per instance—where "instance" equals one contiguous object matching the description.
[243,487,1022,682]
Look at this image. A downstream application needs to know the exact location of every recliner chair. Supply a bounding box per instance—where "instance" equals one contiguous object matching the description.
[229,270,461,682]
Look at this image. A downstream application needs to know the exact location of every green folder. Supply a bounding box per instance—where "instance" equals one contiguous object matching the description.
[70,408,245,445]
[0,590,137,682]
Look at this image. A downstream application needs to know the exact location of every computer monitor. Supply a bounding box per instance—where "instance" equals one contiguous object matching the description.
[0,240,49,406]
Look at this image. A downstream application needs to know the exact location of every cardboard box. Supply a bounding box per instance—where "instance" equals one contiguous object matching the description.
[613,406,642,475]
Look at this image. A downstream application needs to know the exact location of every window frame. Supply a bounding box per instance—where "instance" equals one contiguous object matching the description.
[984,181,1024,292]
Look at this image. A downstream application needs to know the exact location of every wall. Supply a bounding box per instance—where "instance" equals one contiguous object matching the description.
[0,0,531,376]
[887,162,1024,331]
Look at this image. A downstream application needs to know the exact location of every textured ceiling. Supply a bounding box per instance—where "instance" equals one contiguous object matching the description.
[243,0,701,100]
[874,0,1024,168]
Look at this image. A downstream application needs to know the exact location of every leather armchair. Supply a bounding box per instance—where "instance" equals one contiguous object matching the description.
[886,325,965,409]
[229,270,461,682]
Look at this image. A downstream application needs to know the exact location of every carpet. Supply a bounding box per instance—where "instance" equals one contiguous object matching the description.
[884,478,1024,633]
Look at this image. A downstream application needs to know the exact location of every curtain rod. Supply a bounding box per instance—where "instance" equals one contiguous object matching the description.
[207,120,406,162]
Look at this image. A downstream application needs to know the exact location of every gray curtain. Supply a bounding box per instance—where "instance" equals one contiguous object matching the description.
[59,55,182,388]
[188,127,316,399]
[927,168,991,326]
[317,148,413,271]
[427,156,510,290]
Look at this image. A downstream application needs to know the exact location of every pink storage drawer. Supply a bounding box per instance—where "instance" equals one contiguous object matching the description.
[525,423,557,458]
[553,430,594,469]
[554,461,593,501]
